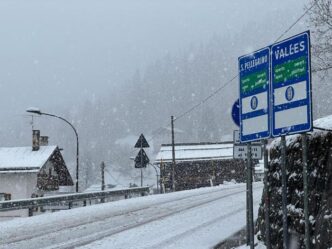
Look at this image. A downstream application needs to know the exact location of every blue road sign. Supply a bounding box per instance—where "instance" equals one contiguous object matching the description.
[231,99,240,127]
[271,31,312,136]
[239,47,271,142]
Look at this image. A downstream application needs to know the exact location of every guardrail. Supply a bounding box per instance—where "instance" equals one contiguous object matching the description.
[0,187,149,214]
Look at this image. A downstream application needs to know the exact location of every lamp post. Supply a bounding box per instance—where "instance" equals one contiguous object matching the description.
[149,163,160,194]
[26,108,80,193]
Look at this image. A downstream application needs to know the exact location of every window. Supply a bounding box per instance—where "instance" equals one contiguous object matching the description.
[0,193,11,201]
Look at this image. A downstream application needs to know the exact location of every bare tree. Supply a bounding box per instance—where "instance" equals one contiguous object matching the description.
[307,0,332,75]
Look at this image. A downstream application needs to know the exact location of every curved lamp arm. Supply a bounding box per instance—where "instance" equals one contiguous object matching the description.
[27,108,80,192]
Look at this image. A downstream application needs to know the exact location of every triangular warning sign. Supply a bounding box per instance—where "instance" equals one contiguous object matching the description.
[134,134,150,148]
[134,149,150,168]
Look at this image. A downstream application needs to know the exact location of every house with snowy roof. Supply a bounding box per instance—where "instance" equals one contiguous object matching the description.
[154,142,247,192]
[0,130,73,217]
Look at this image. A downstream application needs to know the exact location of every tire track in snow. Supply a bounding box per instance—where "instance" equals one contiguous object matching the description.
[50,186,262,249]
[1,184,245,246]
[145,195,262,249]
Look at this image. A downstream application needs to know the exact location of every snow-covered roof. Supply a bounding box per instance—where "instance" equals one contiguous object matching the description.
[0,146,57,172]
[270,114,332,149]
[312,114,332,131]
[154,142,234,163]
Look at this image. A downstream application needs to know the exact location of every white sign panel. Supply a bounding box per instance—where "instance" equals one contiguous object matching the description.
[233,130,240,144]
[233,145,262,160]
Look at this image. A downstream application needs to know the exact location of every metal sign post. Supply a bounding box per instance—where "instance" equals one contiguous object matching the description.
[238,46,270,249]
[302,133,310,249]
[271,31,312,249]
[141,142,143,187]
[263,139,271,249]
[281,136,288,249]
[246,170,250,246]
[247,143,254,249]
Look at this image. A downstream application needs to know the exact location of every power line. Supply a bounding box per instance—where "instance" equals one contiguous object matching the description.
[173,0,318,123]
[175,74,238,121]
[312,64,332,73]
[125,1,319,164]
[274,1,317,43]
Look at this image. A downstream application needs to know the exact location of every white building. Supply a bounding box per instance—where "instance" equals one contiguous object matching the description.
[154,142,246,191]
[0,133,73,218]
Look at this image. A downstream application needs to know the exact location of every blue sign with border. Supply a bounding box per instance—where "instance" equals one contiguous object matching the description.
[271,31,312,136]
[239,47,271,142]
[231,99,240,127]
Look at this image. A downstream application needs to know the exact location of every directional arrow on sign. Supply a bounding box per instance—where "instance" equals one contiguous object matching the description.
[134,149,150,168]
[134,134,150,148]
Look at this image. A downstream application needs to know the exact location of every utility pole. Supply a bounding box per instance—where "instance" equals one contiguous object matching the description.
[160,159,165,193]
[171,116,176,192]
[101,161,105,203]
[101,161,105,191]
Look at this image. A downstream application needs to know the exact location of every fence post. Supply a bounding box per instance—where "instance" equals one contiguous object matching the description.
[28,207,33,217]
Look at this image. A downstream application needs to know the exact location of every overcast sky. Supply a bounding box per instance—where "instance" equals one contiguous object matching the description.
[0,0,308,121]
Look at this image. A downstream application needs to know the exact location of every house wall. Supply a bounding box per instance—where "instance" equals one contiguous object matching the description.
[0,172,38,218]
[41,160,58,177]
[37,161,60,191]
[160,159,246,191]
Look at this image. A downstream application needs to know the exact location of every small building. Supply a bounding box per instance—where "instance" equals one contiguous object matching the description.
[84,183,116,193]
[254,160,264,181]
[154,142,246,192]
[0,130,73,218]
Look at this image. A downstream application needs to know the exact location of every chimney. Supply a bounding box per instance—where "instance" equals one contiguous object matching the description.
[40,136,49,146]
[32,130,40,151]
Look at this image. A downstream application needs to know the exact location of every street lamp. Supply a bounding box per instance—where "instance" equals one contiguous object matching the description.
[26,107,80,193]
[148,163,160,194]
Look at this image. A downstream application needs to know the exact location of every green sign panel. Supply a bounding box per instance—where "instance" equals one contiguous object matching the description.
[273,56,307,84]
[241,70,267,93]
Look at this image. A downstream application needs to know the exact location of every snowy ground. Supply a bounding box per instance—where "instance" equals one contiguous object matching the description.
[0,182,263,249]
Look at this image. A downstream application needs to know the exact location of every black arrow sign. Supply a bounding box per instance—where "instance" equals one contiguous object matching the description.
[134,134,150,148]
[134,149,149,168]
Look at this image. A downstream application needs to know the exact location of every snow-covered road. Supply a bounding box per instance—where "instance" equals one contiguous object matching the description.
[0,183,263,249]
